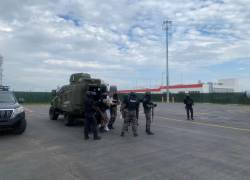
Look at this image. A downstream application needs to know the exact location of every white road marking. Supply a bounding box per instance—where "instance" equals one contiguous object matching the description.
[157,115,250,132]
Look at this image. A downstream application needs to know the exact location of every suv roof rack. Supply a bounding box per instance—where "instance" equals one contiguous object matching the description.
[0,86,9,91]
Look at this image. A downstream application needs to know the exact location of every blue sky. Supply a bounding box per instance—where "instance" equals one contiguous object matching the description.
[0,0,250,91]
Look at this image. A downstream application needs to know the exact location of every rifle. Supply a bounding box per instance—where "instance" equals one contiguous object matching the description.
[151,103,157,123]
[136,107,139,119]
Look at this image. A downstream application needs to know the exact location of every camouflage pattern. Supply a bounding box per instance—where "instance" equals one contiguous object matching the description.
[49,73,106,124]
[120,108,128,131]
[145,110,151,131]
[122,110,137,135]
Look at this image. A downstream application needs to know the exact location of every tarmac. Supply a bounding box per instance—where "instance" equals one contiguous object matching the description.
[1,103,250,180]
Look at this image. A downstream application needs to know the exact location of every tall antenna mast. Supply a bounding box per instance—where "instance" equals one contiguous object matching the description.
[163,20,172,103]
[0,55,3,85]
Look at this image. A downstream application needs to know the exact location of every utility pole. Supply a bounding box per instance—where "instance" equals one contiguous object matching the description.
[0,55,3,85]
[161,72,164,86]
[163,20,172,103]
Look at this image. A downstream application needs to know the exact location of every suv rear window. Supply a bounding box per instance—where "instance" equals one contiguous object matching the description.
[0,92,16,103]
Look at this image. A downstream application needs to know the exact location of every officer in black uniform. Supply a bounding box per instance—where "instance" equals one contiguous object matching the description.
[120,92,140,137]
[84,91,101,140]
[142,92,157,135]
[184,95,194,120]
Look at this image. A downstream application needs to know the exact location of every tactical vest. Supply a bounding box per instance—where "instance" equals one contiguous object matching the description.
[143,98,151,110]
[187,99,192,105]
[185,98,193,107]
[127,97,138,111]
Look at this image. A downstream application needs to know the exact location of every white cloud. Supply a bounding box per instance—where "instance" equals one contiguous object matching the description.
[44,59,123,70]
[1,0,250,90]
[0,22,12,32]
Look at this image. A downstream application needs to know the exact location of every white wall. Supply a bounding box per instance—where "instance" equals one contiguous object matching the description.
[217,79,238,92]
[159,87,204,94]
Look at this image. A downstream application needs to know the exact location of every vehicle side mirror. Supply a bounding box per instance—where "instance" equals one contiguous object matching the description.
[18,98,25,104]
[51,90,56,97]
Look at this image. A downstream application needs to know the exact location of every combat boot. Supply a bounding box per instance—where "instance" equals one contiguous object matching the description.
[108,124,114,129]
[146,128,154,135]
[120,132,125,137]
[99,126,105,133]
[146,130,154,135]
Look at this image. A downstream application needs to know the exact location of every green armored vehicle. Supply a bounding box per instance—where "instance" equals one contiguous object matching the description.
[49,73,107,126]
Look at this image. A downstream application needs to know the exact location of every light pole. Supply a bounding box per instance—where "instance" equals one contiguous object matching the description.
[161,72,164,86]
[163,20,172,103]
[0,55,3,85]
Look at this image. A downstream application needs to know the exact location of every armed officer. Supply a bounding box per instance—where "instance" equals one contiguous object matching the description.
[120,94,128,131]
[143,92,157,135]
[84,91,101,140]
[108,93,120,129]
[120,92,140,137]
[184,94,194,120]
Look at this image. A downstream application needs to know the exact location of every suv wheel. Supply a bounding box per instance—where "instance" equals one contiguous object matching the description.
[64,113,74,126]
[49,107,59,120]
[13,118,27,135]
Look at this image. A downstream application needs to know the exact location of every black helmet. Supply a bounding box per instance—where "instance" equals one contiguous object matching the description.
[129,92,136,98]
[113,93,118,99]
[145,92,151,96]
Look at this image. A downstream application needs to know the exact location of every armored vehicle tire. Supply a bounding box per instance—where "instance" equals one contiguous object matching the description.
[13,118,27,135]
[64,113,74,126]
[49,107,59,120]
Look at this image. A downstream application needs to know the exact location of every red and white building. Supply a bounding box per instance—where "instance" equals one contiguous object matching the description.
[118,79,238,94]
[118,84,203,94]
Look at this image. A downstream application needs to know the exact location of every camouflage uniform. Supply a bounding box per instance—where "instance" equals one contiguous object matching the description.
[121,93,139,137]
[120,95,128,131]
[144,109,152,132]
[122,110,137,134]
